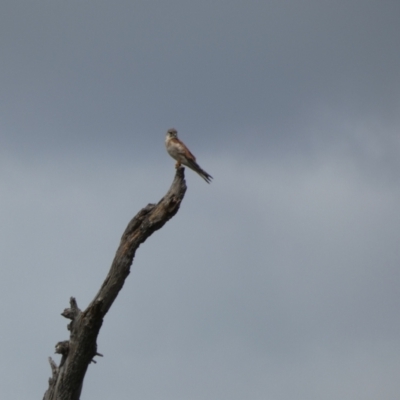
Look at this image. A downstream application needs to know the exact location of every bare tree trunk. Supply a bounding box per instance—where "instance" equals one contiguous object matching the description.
[43,168,187,400]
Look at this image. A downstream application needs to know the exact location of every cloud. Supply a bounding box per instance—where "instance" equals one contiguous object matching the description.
[0,1,399,398]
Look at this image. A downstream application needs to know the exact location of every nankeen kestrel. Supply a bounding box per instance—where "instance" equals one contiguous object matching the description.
[165,128,213,183]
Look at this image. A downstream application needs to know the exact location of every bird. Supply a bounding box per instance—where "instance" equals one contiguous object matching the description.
[165,128,213,183]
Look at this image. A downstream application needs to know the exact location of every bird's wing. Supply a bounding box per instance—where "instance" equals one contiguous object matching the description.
[170,137,197,161]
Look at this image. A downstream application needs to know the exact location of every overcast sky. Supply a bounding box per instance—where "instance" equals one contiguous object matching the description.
[1,1,400,399]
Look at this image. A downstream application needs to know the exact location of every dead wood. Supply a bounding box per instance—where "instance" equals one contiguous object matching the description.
[43,167,187,400]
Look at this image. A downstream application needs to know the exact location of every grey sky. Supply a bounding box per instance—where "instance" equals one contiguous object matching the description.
[0,1,399,399]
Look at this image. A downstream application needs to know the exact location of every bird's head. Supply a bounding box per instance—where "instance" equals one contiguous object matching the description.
[166,128,178,139]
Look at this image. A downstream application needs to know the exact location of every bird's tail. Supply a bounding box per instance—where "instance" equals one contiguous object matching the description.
[188,160,213,183]
[198,169,213,184]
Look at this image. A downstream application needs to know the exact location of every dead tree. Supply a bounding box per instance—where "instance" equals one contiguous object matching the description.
[43,168,187,400]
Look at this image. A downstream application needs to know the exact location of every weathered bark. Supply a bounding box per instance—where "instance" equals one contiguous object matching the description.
[43,168,187,400]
